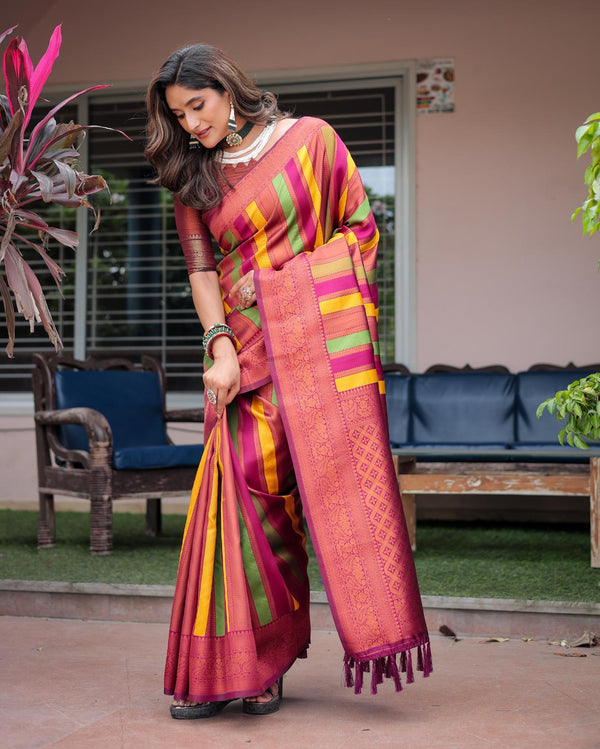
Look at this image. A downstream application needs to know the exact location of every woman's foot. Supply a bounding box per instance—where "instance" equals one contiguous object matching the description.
[170,698,234,720]
[242,678,282,715]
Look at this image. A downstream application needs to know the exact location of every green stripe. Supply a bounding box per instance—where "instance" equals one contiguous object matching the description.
[326,330,372,354]
[238,504,273,626]
[227,406,239,451]
[272,173,305,256]
[347,195,371,224]
[213,506,226,636]
[223,229,238,250]
[226,248,244,284]
[226,406,273,626]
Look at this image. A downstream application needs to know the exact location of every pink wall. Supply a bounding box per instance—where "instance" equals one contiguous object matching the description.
[14,0,600,371]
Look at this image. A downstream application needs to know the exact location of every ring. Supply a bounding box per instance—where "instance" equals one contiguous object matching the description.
[206,389,217,405]
[240,286,254,303]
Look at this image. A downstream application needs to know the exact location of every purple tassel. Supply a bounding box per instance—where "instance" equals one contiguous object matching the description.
[400,650,407,673]
[343,641,432,693]
[389,654,403,692]
[354,661,364,694]
[423,641,433,677]
[406,649,414,684]
[344,654,355,688]
[370,664,378,695]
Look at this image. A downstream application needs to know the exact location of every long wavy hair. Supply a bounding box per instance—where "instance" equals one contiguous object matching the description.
[145,44,283,210]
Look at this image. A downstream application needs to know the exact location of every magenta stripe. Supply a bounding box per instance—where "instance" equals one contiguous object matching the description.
[285,160,316,239]
[238,404,265,490]
[331,133,349,195]
[228,431,293,617]
[314,273,357,298]
[233,212,254,237]
[330,347,374,374]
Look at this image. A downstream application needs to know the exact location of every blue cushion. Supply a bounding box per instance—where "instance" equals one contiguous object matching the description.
[384,372,411,445]
[412,372,516,445]
[113,443,203,470]
[516,369,599,444]
[54,370,168,453]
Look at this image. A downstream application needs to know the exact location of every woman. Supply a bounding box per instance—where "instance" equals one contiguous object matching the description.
[145,44,431,719]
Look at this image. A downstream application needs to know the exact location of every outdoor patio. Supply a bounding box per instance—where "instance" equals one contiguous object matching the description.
[2,615,599,748]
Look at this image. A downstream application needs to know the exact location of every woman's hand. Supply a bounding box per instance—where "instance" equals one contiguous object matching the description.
[230,270,256,310]
[203,336,240,419]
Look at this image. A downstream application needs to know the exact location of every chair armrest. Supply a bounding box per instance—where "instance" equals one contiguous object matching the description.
[35,407,113,450]
[165,408,204,422]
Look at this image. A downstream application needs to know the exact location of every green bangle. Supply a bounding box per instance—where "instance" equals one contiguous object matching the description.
[202,323,235,358]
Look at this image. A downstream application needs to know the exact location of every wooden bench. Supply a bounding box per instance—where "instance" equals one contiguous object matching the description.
[384,365,600,567]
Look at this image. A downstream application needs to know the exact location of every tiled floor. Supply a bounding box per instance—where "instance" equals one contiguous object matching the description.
[2,616,599,748]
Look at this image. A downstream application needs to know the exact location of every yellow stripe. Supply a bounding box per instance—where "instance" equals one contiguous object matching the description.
[311,255,353,279]
[181,429,214,544]
[252,395,279,495]
[338,185,349,221]
[336,368,379,392]
[319,291,363,315]
[361,234,378,253]
[347,152,356,179]
[193,427,221,636]
[298,146,324,248]
[245,202,271,269]
[219,456,230,633]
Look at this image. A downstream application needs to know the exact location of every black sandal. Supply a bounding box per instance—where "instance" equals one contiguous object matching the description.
[242,678,283,716]
[170,698,235,720]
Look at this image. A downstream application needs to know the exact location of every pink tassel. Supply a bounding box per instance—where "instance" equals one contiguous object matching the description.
[344,654,355,688]
[343,641,432,693]
[370,664,378,695]
[389,654,403,692]
[406,649,414,684]
[354,661,364,694]
[423,641,433,677]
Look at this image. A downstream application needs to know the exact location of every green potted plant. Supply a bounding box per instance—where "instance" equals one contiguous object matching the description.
[0,23,125,356]
[537,113,600,446]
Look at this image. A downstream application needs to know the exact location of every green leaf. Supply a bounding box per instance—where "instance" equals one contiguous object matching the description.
[573,435,589,450]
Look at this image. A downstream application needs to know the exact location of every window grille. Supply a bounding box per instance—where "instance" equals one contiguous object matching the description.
[1,84,399,392]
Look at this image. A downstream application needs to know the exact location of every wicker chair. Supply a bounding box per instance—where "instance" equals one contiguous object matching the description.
[32,352,204,554]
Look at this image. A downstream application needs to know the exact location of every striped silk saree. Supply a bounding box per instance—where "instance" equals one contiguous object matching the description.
[165,118,431,703]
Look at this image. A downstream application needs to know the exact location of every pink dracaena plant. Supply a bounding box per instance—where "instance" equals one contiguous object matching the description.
[0,24,128,356]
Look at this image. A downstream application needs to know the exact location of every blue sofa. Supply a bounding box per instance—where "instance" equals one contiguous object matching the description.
[383,367,600,567]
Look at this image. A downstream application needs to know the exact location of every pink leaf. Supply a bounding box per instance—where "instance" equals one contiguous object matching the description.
[25,85,112,168]
[26,25,62,124]
[0,25,18,48]
[22,258,63,350]
[29,169,54,202]
[3,38,28,116]
[0,274,16,357]
[4,243,36,331]
[17,39,34,93]
[43,226,79,248]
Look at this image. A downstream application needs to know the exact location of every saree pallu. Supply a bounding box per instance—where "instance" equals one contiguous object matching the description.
[165,117,431,700]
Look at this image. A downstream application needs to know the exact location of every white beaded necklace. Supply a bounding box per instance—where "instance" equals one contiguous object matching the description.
[221,121,276,165]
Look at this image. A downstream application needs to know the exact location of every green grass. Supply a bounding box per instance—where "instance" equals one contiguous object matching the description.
[1,510,599,603]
